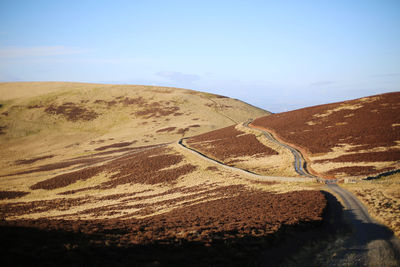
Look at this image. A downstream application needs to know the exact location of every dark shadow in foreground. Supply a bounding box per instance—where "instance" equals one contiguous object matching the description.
[0,192,348,267]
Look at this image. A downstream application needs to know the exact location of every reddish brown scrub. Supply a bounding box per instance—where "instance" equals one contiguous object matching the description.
[156,127,176,133]
[94,141,136,151]
[1,188,326,244]
[0,125,6,134]
[135,106,180,118]
[29,147,197,190]
[187,125,278,161]
[0,191,29,200]
[206,166,219,171]
[252,92,400,177]
[314,150,400,164]
[252,92,400,154]
[326,166,395,176]
[45,102,98,121]
[15,155,54,165]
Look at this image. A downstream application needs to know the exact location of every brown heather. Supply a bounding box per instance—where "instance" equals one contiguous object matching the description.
[187,125,278,161]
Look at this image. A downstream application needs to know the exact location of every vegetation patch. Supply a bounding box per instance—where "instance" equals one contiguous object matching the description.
[252,92,400,177]
[45,102,99,121]
[0,125,7,135]
[0,188,326,265]
[5,156,112,177]
[29,147,196,190]
[0,191,29,200]
[101,148,196,187]
[0,197,91,218]
[326,166,394,176]
[30,166,105,190]
[187,125,278,161]
[206,166,219,171]
[94,141,136,151]
[314,150,400,164]
[156,127,176,133]
[135,105,180,118]
[94,96,146,107]
[252,92,400,154]
[15,155,54,165]
[344,173,400,237]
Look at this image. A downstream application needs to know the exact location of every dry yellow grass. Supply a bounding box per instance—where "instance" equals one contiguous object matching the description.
[343,173,400,237]
[0,83,273,221]
[312,103,365,118]
[308,142,400,179]
[235,124,298,177]
[0,142,316,221]
[0,82,269,176]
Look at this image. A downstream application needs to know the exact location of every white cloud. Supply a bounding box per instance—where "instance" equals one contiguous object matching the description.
[0,46,86,58]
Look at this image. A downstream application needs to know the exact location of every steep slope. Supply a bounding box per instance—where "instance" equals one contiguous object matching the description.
[251,92,400,179]
[0,82,269,176]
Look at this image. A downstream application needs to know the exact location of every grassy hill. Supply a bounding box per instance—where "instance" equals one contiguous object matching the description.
[0,82,269,176]
[251,92,400,179]
[250,92,400,238]
[0,82,328,265]
[2,83,398,265]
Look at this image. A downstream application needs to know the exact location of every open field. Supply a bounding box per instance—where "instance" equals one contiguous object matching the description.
[252,92,400,179]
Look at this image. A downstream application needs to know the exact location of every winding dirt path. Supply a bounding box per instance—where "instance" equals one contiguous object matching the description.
[180,119,400,265]
[244,120,315,178]
[177,138,314,183]
[244,120,400,265]
[326,184,400,266]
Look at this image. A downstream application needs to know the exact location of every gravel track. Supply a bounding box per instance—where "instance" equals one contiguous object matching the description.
[183,119,400,265]
[326,184,400,266]
[177,138,314,183]
[244,120,315,178]
[244,118,400,265]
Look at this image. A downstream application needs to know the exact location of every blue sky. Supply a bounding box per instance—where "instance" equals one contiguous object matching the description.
[0,0,399,112]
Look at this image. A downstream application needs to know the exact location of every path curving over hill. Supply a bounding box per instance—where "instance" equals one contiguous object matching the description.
[244,120,317,179]
[245,119,400,264]
[177,138,314,183]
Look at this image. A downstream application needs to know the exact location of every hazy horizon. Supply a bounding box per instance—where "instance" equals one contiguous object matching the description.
[1,0,399,112]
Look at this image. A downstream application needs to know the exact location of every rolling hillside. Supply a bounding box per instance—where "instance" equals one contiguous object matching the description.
[1,83,399,265]
[0,82,268,177]
[251,92,400,179]
[0,82,327,265]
